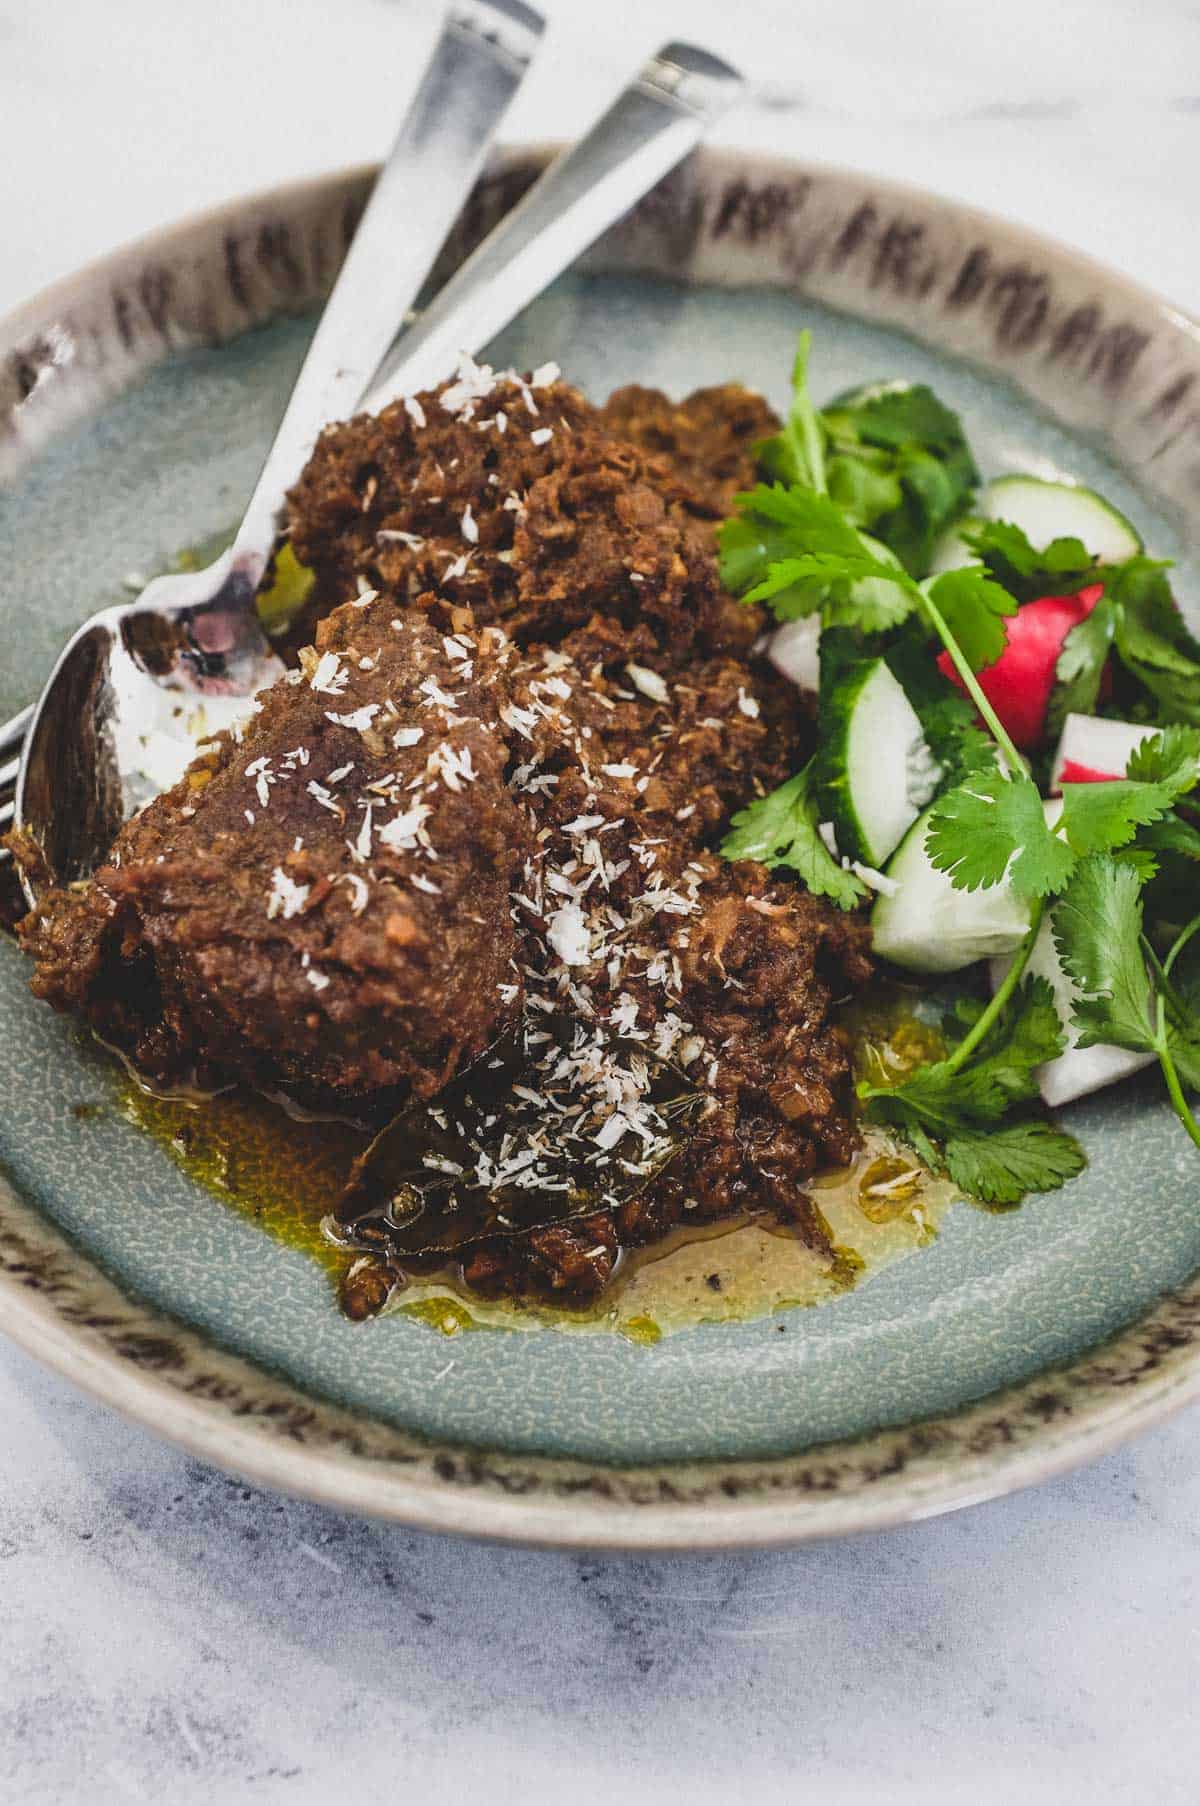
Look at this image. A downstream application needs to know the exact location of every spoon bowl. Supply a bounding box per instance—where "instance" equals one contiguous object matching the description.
[15,553,282,887]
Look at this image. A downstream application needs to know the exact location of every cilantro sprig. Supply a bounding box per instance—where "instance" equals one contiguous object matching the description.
[721,761,867,910]
[752,347,979,575]
[1052,859,1200,1151]
[859,973,1085,1203]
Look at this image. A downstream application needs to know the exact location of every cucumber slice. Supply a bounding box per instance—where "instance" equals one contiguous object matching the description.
[816,658,941,868]
[871,802,1032,974]
[930,475,1142,573]
[981,476,1141,562]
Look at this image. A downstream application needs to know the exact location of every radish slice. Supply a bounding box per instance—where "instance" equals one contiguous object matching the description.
[1059,759,1121,784]
[768,616,821,692]
[988,799,1155,1106]
[936,584,1105,750]
[1049,713,1157,792]
[990,916,1155,1108]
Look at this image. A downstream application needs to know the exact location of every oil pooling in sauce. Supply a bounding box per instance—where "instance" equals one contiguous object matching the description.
[116,1063,961,1342]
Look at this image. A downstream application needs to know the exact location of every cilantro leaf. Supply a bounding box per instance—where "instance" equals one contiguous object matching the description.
[1055,726,1192,859]
[1048,592,1118,733]
[1110,558,1200,725]
[819,381,979,575]
[1051,855,1157,1052]
[747,552,916,630]
[875,977,1065,1128]
[754,330,828,493]
[962,972,1068,1086]
[719,484,888,613]
[925,770,1075,898]
[1140,814,1200,864]
[1125,724,1200,792]
[923,567,1019,672]
[721,484,922,630]
[717,485,850,598]
[720,763,867,910]
[824,455,902,532]
[860,977,1082,1206]
[716,514,788,599]
[1135,806,1200,928]
[731,482,864,546]
[939,1121,1087,1204]
[960,518,1095,598]
[1060,777,1190,855]
[1162,923,1200,1093]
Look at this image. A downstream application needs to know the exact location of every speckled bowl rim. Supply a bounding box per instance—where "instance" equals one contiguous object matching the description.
[4,144,1200,1550]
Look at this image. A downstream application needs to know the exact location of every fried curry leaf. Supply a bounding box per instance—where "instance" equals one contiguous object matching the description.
[336,1030,705,1259]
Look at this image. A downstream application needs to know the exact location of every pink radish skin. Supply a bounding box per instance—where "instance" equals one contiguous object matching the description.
[936,582,1106,750]
[1058,758,1119,784]
[1050,714,1157,792]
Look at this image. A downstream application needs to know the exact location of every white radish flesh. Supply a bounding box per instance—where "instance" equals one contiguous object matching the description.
[768,616,821,692]
[1050,713,1157,791]
[990,915,1155,1107]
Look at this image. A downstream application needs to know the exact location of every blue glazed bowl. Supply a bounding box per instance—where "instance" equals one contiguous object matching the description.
[3,147,1200,1548]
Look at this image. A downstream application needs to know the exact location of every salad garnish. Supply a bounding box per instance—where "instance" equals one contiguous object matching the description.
[720,332,1200,1201]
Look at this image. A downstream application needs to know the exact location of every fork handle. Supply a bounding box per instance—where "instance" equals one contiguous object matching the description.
[233,0,543,572]
[0,704,32,767]
[360,41,743,412]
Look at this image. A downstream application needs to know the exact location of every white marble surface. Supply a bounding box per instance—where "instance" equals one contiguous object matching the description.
[2,0,1200,1798]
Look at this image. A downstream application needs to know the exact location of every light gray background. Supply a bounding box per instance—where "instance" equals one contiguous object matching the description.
[2,1,1198,1799]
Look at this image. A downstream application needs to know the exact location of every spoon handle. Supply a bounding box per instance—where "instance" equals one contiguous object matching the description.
[234,0,543,569]
[360,41,743,412]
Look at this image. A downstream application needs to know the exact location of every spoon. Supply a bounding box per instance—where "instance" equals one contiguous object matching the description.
[1,0,545,892]
[5,37,742,906]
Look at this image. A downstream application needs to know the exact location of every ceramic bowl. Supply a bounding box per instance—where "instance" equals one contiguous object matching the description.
[3,146,1200,1549]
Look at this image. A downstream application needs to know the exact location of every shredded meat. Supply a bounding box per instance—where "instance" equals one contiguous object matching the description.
[15,361,873,1308]
[17,612,528,1107]
[597,382,778,520]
